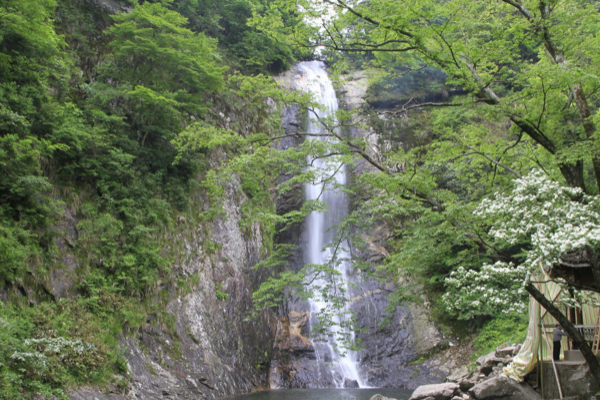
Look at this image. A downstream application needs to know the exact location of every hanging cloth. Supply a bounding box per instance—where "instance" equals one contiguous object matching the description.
[503,295,540,382]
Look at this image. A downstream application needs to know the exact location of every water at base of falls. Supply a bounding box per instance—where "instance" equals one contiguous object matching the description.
[294,61,365,388]
[218,388,412,400]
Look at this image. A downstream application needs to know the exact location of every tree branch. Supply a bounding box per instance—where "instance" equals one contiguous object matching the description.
[306,109,445,211]
[509,116,556,154]
[465,144,521,177]
[323,0,414,38]
[308,43,418,53]
[500,0,535,21]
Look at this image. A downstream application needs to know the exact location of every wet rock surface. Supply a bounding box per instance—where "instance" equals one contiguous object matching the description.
[354,287,447,389]
[344,378,360,388]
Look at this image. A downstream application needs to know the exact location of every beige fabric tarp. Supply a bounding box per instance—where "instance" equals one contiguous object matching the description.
[503,273,564,382]
[503,295,540,382]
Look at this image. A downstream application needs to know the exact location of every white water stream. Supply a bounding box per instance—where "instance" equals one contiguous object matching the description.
[295,61,365,388]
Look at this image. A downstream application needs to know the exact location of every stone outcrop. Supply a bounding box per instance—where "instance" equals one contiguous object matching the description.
[469,375,540,400]
[457,346,515,385]
[431,345,542,400]
[411,342,597,400]
[59,177,277,399]
[475,352,509,375]
[408,383,459,400]
[344,378,360,388]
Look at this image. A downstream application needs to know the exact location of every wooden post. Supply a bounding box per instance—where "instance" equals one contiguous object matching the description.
[541,320,563,399]
[539,304,545,399]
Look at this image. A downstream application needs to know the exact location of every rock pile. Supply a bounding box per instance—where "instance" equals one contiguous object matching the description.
[407,344,542,400]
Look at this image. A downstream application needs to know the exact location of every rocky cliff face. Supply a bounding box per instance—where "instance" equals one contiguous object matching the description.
[60,177,276,400]
[267,67,455,390]
[340,71,451,389]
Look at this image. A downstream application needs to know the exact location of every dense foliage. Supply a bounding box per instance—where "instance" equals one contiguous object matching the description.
[0,0,300,397]
[251,0,600,319]
[4,0,600,395]
[472,313,528,360]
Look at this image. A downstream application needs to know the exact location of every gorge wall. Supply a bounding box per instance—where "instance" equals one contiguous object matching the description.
[55,177,277,400]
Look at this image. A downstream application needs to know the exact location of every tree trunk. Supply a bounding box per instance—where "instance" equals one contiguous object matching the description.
[587,247,600,295]
[558,160,586,193]
[525,282,600,385]
[592,158,600,195]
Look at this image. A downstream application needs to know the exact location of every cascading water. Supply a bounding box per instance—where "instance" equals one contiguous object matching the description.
[295,61,366,388]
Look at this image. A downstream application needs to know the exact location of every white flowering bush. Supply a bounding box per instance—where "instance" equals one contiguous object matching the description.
[476,170,600,271]
[443,170,600,319]
[24,337,97,357]
[444,263,528,319]
[0,306,114,400]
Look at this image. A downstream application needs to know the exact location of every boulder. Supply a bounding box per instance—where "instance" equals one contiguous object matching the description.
[512,344,522,356]
[459,377,476,392]
[409,383,459,400]
[469,375,541,400]
[344,378,359,388]
[541,360,600,398]
[446,366,469,383]
[495,346,518,358]
[476,352,505,375]
[369,395,397,400]
[487,365,505,379]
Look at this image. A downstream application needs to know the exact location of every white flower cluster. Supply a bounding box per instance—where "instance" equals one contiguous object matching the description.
[443,170,600,319]
[475,169,600,273]
[25,337,96,355]
[443,262,528,319]
[10,350,48,366]
[9,336,97,371]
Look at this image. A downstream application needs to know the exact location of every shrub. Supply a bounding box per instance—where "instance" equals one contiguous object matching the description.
[472,313,528,360]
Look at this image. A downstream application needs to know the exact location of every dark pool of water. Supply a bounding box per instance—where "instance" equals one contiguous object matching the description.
[218,388,412,400]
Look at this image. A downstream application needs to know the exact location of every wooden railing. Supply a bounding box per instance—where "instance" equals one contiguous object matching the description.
[541,324,596,341]
[574,324,597,342]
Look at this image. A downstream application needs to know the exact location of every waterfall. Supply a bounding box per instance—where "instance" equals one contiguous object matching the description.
[295,61,365,388]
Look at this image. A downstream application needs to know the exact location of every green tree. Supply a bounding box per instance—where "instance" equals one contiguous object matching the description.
[251,0,600,379]
[0,0,68,284]
[0,0,304,396]
[170,0,299,73]
[101,1,225,148]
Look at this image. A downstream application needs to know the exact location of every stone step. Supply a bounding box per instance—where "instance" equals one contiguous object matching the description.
[564,350,585,362]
